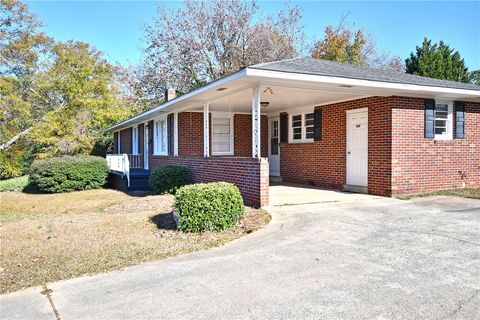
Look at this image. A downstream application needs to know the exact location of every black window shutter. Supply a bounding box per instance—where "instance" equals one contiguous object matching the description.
[424,99,435,139]
[280,113,288,143]
[314,109,322,141]
[455,101,465,139]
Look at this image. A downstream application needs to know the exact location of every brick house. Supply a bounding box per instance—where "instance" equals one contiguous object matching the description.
[106,57,480,207]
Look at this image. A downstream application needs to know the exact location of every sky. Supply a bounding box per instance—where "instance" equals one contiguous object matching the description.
[26,1,480,70]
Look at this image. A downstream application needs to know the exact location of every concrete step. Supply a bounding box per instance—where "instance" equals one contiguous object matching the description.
[343,184,368,194]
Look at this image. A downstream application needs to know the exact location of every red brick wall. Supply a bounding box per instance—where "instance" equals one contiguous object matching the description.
[280,97,393,196]
[176,112,268,157]
[119,128,132,154]
[149,156,269,207]
[234,114,268,157]
[178,112,204,156]
[391,97,480,195]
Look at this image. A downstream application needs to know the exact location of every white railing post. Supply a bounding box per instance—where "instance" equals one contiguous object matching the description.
[203,103,210,157]
[252,86,261,158]
[123,154,130,187]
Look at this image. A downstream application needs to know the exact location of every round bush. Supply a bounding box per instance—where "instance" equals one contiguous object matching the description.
[174,182,244,232]
[149,165,188,194]
[29,155,108,193]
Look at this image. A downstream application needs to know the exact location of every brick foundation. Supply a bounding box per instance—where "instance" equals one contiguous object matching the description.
[149,155,269,207]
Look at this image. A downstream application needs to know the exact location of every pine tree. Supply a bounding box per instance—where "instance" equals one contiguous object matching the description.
[405,38,469,83]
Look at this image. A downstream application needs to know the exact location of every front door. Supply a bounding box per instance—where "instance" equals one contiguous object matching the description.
[144,123,149,170]
[268,117,280,176]
[346,108,368,187]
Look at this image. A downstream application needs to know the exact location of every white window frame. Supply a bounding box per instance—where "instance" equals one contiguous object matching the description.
[434,100,453,141]
[211,112,234,156]
[153,116,169,156]
[131,125,139,155]
[289,111,315,143]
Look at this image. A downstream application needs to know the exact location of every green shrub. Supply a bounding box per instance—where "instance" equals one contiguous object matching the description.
[0,175,29,192]
[29,155,108,193]
[149,165,189,194]
[174,182,244,232]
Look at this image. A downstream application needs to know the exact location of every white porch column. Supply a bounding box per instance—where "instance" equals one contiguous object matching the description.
[203,103,210,157]
[173,112,179,156]
[251,86,261,158]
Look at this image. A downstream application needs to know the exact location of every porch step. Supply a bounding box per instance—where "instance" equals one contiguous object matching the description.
[127,172,151,191]
[269,176,283,183]
[108,170,151,191]
[343,184,368,194]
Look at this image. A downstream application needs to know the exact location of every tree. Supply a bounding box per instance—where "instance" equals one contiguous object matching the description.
[405,38,469,82]
[311,15,403,71]
[468,70,480,86]
[28,41,133,158]
[0,0,52,177]
[139,0,304,103]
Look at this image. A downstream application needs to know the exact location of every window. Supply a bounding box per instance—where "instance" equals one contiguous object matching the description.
[435,102,453,140]
[305,113,314,140]
[292,115,302,140]
[212,114,233,155]
[132,126,139,154]
[290,112,314,142]
[153,117,168,155]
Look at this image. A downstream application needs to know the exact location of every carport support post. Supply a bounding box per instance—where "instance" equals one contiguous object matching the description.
[252,86,261,158]
[203,103,210,157]
[173,112,178,156]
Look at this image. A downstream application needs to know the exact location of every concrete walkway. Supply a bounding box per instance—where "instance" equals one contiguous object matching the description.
[269,182,382,206]
[1,195,479,319]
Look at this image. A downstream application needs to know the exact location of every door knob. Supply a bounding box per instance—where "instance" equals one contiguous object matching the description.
[347,151,351,155]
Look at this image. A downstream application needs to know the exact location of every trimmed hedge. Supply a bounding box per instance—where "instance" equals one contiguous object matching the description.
[149,165,188,194]
[29,155,108,193]
[174,182,244,232]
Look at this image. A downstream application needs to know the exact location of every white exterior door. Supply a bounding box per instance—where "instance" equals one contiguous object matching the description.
[143,123,149,170]
[346,108,368,187]
[268,117,280,176]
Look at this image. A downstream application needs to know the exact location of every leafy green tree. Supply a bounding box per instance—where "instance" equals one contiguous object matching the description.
[0,0,52,177]
[29,41,133,158]
[405,38,469,82]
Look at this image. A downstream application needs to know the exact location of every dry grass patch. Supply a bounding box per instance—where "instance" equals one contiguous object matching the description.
[397,188,480,200]
[0,189,270,294]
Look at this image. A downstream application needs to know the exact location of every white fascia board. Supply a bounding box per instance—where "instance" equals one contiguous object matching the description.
[105,69,248,132]
[245,68,480,97]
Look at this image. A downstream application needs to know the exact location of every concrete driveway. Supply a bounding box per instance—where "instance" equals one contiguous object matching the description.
[1,195,479,319]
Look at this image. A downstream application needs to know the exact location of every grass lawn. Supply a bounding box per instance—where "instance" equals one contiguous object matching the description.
[0,189,270,294]
[397,188,480,200]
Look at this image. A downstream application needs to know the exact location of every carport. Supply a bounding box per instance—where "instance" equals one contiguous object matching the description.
[269,182,383,207]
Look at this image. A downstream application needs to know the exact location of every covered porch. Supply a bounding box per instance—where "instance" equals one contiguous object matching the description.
[106,81,373,206]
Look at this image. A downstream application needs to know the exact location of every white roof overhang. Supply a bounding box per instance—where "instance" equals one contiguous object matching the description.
[106,68,480,132]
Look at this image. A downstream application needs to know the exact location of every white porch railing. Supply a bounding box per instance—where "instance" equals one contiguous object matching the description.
[106,154,131,187]
[127,154,142,168]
